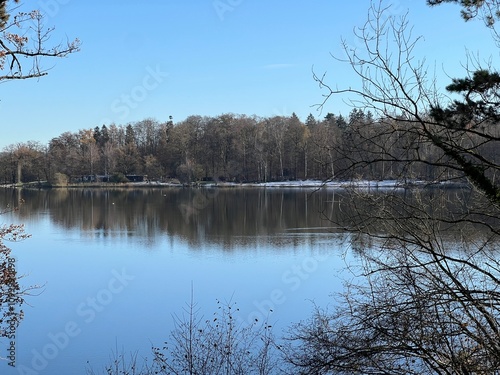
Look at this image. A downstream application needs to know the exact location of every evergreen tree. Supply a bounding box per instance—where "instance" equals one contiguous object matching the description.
[430,69,500,128]
[305,113,317,127]
[366,110,374,123]
[101,125,110,145]
[93,126,102,145]
[336,114,347,129]
[349,108,365,125]
[427,0,500,25]
[324,113,335,122]
[125,124,136,146]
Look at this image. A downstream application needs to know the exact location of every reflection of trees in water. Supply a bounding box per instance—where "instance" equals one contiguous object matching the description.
[3,188,344,248]
[287,185,500,373]
[0,211,31,364]
[0,244,22,333]
[0,187,484,249]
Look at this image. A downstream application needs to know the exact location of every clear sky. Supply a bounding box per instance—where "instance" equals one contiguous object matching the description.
[1,0,498,149]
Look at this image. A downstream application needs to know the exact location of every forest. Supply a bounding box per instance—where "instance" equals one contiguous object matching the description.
[6,0,500,372]
[1,108,492,185]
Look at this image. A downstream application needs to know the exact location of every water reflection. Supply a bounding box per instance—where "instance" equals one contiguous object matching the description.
[0,229,27,368]
[1,188,343,249]
[0,186,483,250]
[0,185,481,374]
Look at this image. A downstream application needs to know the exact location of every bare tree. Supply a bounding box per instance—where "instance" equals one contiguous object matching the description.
[284,1,500,374]
[285,187,500,374]
[0,0,79,81]
[152,297,279,375]
[0,0,78,365]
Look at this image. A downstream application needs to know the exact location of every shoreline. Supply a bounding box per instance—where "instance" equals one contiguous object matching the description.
[0,179,469,190]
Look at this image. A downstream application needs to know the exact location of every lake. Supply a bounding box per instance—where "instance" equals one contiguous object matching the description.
[0,187,350,374]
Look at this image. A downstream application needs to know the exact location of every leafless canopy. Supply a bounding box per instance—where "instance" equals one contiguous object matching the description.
[0,0,80,81]
[285,1,500,374]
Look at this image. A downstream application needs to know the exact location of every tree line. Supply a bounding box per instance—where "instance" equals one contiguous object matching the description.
[3,107,496,185]
[4,0,500,373]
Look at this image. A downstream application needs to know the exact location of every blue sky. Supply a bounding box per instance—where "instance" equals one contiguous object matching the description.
[1,0,498,149]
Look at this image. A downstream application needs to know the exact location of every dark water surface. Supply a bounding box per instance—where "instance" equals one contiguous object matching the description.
[0,187,348,374]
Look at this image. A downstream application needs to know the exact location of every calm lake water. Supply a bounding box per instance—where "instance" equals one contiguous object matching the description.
[0,187,350,374]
